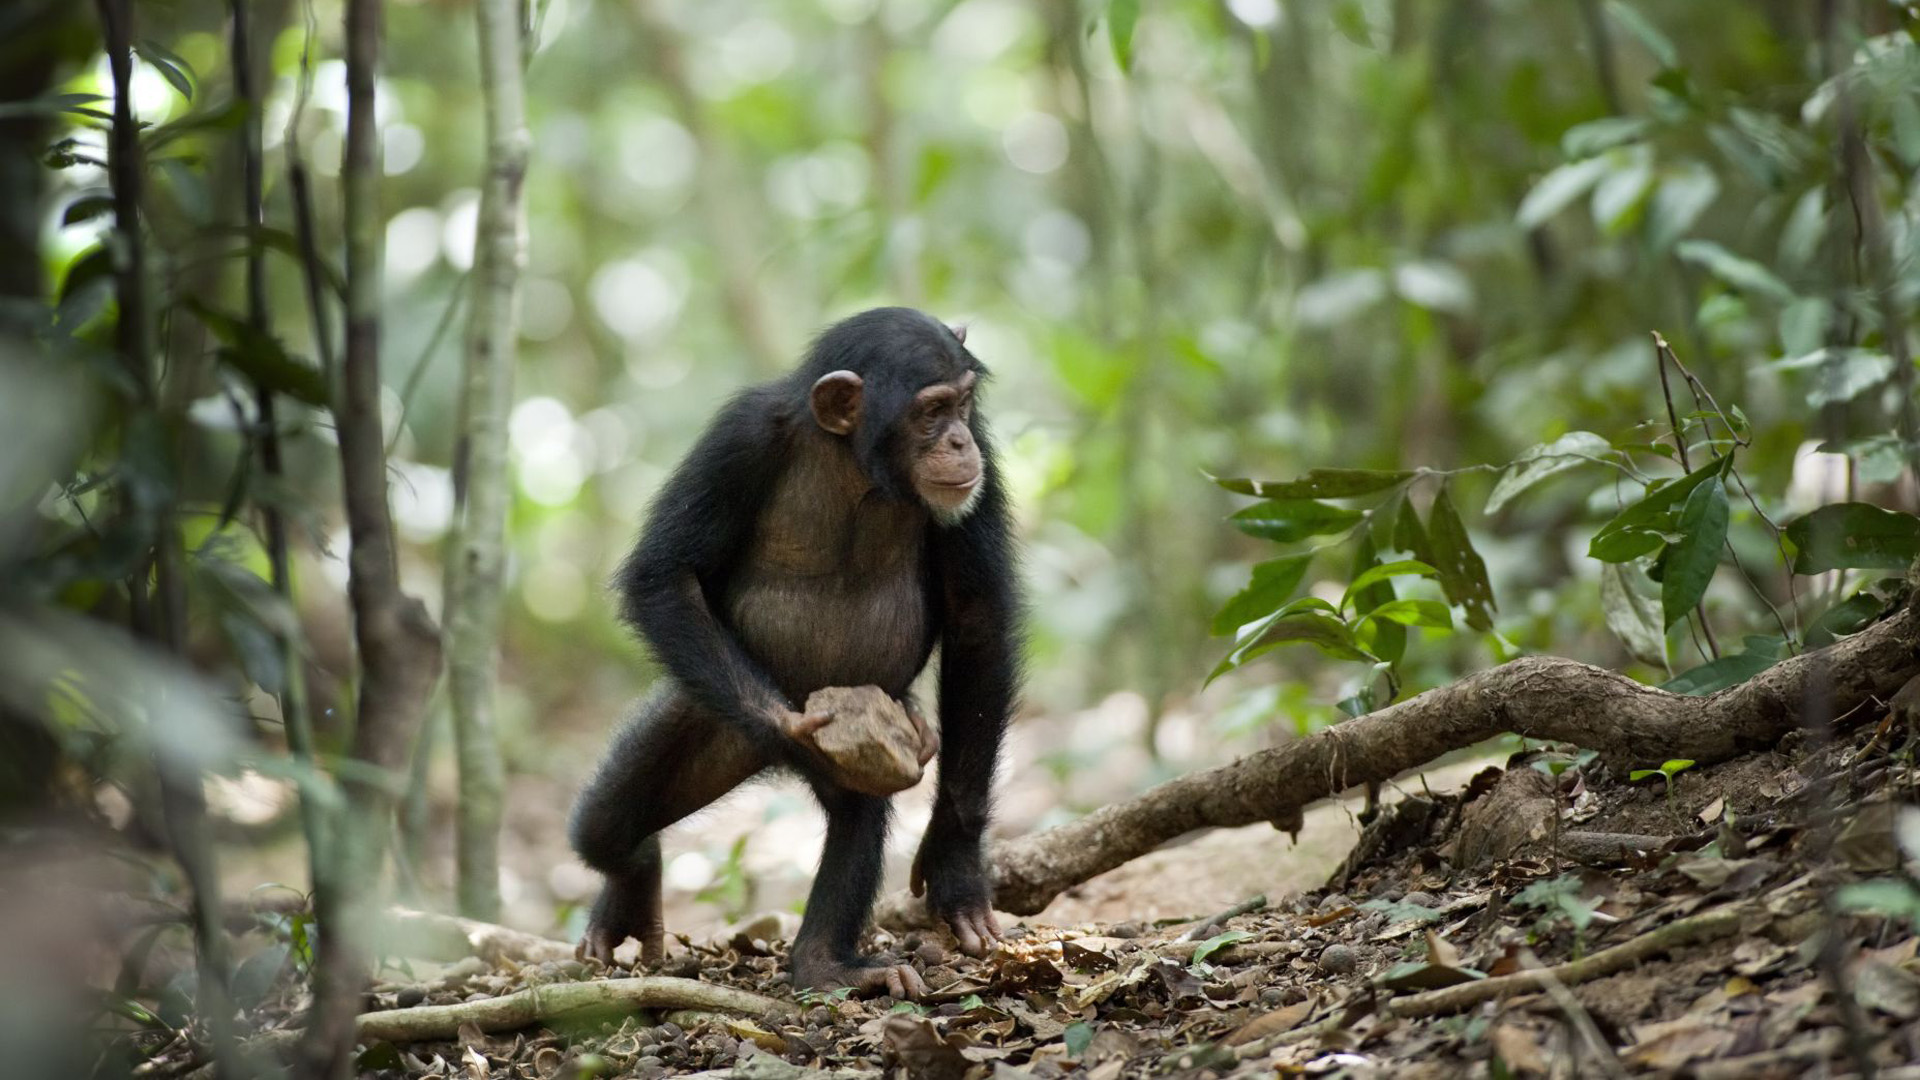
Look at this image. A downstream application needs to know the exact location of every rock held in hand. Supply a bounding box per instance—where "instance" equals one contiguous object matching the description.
[805,685,925,795]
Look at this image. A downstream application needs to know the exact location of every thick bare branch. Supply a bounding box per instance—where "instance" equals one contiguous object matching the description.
[881,598,1918,926]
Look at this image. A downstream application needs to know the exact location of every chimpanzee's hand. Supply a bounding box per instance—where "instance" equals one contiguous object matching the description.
[904,704,940,767]
[910,833,1003,957]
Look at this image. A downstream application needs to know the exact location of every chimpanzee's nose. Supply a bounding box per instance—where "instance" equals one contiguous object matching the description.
[947,430,968,450]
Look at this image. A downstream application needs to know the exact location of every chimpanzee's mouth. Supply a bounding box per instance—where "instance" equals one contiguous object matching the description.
[932,475,980,491]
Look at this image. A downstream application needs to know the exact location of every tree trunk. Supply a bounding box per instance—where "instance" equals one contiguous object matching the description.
[297,0,444,1073]
[878,595,1920,925]
[442,0,528,922]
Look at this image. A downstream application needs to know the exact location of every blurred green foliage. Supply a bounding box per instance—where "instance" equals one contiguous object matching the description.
[10,0,1920,772]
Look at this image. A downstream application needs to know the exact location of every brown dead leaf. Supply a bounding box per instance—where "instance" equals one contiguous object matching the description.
[1423,929,1461,968]
[1623,1016,1736,1069]
[1306,906,1357,927]
[1697,796,1726,825]
[719,1017,789,1053]
[1224,997,1316,1046]
[882,1014,972,1080]
[1836,801,1902,872]
[1850,960,1920,1020]
[1764,980,1823,1010]
[1870,936,1919,967]
[1084,1027,1141,1063]
[459,1045,489,1080]
[1731,938,1790,977]
[1489,1023,1548,1075]
[455,1022,486,1051]
[991,953,1064,994]
[1062,938,1123,971]
[1005,1000,1066,1040]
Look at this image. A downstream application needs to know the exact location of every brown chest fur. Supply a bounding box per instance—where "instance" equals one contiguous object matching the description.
[724,440,933,701]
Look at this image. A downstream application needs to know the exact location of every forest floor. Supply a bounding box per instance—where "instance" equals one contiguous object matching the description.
[210,702,1920,1079]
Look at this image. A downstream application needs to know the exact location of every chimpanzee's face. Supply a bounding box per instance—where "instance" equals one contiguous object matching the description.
[805,315,988,523]
[905,371,982,520]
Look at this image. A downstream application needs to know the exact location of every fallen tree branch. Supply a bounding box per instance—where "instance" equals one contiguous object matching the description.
[1385,902,1753,1018]
[880,598,1918,924]
[354,977,795,1043]
[225,976,794,1065]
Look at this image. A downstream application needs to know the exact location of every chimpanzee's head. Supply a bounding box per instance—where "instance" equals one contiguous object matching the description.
[802,307,987,523]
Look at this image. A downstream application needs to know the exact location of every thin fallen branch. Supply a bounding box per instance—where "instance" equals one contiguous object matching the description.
[354,978,794,1044]
[1385,902,1753,1018]
[876,597,1920,925]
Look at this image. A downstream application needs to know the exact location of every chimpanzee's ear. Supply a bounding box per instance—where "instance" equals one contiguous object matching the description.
[809,370,864,435]
[947,322,968,345]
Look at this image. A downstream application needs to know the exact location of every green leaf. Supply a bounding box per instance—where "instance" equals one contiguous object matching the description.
[1660,650,1775,695]
[1560,116,1651,159]
[1208,613,1375,683]
[1835,880,1920,924]
[1660,758,1695,776]
[1108,0,1140,73]
[1190,930,1254,967]
[1603,0,1678,67]
[1628,768,1662,782]
[1360,599,1453,629]
[1774,348,1896,407]
[1347,537,1404,663]
[1777,298,1832,358]
[61,194,114,226]
[1212,553,1314,636]
[1600,561,1667,666]
[1660,477,1727,627]
[1210,468,1414,499]
[1423,486,1495,631]
[1517,156,1610,228]
[1674,239,1795,303]
[1804,591,1888,648]
[1646,164,1719,252]
[186,302,330,406]
[1587,456,1726,563]
[1341,560,1437,610]
[1592,149,1654,232]
[1786,503,1920,573]
[1485,432,1612,514]
[1393,496,1426,555]
[1064,1020,1095,1056]
[0,93,105,121]
[1229,499,1363,543]
[135,40,195,101]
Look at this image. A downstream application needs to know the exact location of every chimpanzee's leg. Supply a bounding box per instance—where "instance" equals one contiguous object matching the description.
[787,785,928,998]
[568,682,766,964]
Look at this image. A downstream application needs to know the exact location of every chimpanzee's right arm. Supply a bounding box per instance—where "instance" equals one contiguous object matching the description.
[613,389,794,756]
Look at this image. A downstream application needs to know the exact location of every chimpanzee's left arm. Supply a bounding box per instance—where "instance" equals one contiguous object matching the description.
[915,434,1022,956]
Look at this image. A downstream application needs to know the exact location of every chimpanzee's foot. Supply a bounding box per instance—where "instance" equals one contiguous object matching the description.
[576,883,665,967]
[791,954,928,999]
[575,921,666,967]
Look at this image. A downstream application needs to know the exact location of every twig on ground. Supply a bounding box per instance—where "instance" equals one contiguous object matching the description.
[1386,903,1754,1018]
[1514,947,1626,1080]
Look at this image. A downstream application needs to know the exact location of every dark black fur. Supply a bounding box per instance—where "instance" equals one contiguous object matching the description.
[569,307,1021,986]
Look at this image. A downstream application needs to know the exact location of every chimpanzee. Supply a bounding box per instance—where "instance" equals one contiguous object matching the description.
[568,307,1021,998]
